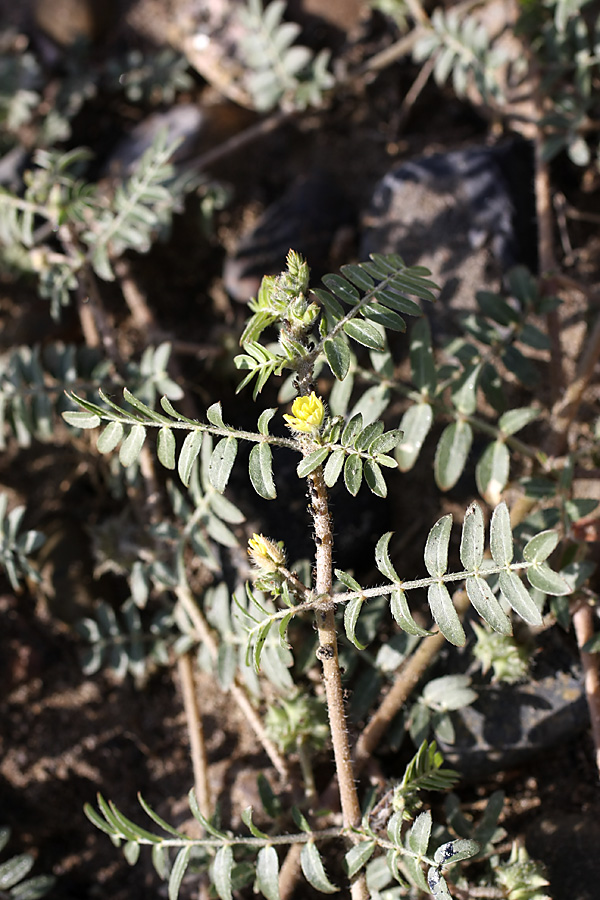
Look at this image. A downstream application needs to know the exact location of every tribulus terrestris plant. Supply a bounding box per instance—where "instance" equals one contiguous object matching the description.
[60,248,568,900]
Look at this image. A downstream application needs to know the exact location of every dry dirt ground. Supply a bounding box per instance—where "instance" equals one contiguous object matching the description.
[1,2,600,899]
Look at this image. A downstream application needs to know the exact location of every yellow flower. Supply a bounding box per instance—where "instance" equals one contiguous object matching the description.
[248,533,286,572]
[283,392,325,434]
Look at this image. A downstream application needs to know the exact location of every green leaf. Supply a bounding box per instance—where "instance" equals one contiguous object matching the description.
[526,564,570,596]
[370,429,402,455]
[498,406,540,436]
[97,421,124,453]
[300,842,338,894]
[344,595,367,649]
[345,841,375,878]
[178,429,203,486]
[363,303,406,331]
[502,346,539,384]
[364,459,387,497]
[410,317,436,394]
[498,571,543,625]
[523,530,559,563]
[323,448,345,487]
[249,443,276,500]
[322,272,360,304]
[428,583,465,645]
[427,867,452,898]
[209,437,238,492]
[460,502,484,571]
[375,288,422,317]
[343,319,385,351]
[257,408,276,435]
[207,401,225,427]
[213,845,234,900]
[476,440,509,503]
[157,427,176,469]
[390,588,433,636]
[408,810,432,856]
[340,263,374,290]
[256,846,280,900]
[62,410,101,429]
[341,413,363,446]
[466,575,512,634]
[324,335,351,380]
[434,420,472,491]
[375,532,401,582]
[489,502,513,566]
[434,838,479,866]
[424,514,452,578]
[0,854,33,890]
[314,288,345,325]
[344,453,363,495]
[297,447,329,478]
[451,362,482,416]
[396,403,433,471]
[119,424,146,467]
[168,846,191,900]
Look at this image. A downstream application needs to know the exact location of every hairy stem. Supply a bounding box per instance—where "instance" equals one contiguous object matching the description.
[177,652,212,817]
[308,464,368,900]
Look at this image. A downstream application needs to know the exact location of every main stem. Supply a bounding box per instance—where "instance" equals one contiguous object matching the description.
[308,464,368,900]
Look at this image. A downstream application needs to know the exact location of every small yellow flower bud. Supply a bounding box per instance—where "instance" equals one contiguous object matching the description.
[283,392,325,434]
[248,533,286,572]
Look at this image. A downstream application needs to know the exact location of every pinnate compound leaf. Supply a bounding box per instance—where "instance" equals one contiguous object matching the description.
[213,845,234,900]
[300,842,338,894]
[119,424,146,467]
[489,502,513,566]
[498,571,543,625]
[157,427,176,469]
[390,588,433,636]
[343,319,385,351]
[324,335,351,380]
[256,846,280,900]
[344,453,362,495]
[396,403,433,471]
[466,575,512,634]
[209,437,238,492]
[476,440,509,504]
[428,583,465,646]
[526,564,570,596]
[345,841,375,878]
[460,502,484,571]
[97,421,124,453]
[178,429,203,486]
[344,595,367,649]
[297,447,329,478]
[434,420,473,491]
[425,514,452,577]
[249,443,276,499]
[375,532,401,582]
[523,530,559,563]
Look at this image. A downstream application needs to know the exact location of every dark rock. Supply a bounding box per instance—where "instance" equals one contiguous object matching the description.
[360,141,537,334]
